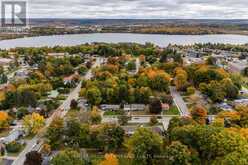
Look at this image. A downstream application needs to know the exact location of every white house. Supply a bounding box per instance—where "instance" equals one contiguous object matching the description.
[0,128,24,144]
[124,104,146,111]
[234,99,248,106]
[100,104,120,111]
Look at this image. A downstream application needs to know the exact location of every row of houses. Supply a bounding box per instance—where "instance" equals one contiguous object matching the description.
[100,104,146,111]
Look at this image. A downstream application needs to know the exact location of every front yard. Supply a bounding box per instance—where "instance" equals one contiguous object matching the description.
[163,105,180,115]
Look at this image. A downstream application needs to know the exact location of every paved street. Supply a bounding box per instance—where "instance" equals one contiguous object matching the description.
[135,58,140,74]
[170,86,190,116]
[161,116,172,130]
[12,58,101,165]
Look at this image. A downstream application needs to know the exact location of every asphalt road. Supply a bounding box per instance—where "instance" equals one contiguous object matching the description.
[12,58,101,165]
[170,86,190,116]
[135,58,140,74]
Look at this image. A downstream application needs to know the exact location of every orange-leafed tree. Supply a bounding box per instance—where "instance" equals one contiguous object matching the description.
[100,153,119,165]
[0,111,9,129]
[190,105,207,125]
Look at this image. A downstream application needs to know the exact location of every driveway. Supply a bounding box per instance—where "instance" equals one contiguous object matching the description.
[170,86,190,116]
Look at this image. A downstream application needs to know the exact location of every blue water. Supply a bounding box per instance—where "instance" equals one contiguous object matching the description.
[0,33,248,49]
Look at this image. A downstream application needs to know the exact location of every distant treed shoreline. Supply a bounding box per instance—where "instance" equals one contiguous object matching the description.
[1,24,248,41]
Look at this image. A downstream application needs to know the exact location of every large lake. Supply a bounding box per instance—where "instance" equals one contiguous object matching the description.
[1,33,248,49]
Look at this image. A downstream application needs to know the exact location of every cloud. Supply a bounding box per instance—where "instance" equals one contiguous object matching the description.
[28,0,248,19]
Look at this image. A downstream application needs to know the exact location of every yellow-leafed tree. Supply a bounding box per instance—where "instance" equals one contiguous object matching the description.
[23,112,45,135]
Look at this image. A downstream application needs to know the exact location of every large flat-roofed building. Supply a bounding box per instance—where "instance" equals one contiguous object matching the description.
[0,58,13,67]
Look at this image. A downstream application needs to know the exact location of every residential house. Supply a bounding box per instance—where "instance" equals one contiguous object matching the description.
[0,128,24,144]
[63,73,79,86]
[15,69,29,79]
[234,99,248,106]
[216,103,233,111]
[162,103,170,111]
[47,52,68,58]
[124,104,146,111]
[47,90,59,99]
[100,104,120,111]
[186,49,205,58]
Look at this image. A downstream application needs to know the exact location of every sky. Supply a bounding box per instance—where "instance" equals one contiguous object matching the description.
[28,0,248,19]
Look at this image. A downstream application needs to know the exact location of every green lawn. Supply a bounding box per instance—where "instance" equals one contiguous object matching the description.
[130,110,150,115]
[6,143,26,157]
[103,111,123,116]
[163,106,180,115]
[7,147,25,157]
[22,134,35,140]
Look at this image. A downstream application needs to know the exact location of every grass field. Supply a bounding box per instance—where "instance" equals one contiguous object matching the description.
[103,111,123,116]
[163,106,180,115]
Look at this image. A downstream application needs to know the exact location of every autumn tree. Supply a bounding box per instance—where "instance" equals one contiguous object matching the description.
[212,145,248,165]
[0,111,9,130]
[236,106,248,128]
[99,124,125,151]
[41,143,51,156]
[127,127,163,165]
[164,141,199,165]
[221,78,239,99]
[207,81,226,102]
[50,149,84,165]
[86,87,102,105]
[174,68,188,91]
[63,120,89,148]
[90,106,102,124]
[190,105,207,125]
[170,125,247,163]
[135,87,152,104]
[23,113,45,135]
[143,68,171,92]
[100,153,119,165]
[45,117,64,149]
[167,116,196,135]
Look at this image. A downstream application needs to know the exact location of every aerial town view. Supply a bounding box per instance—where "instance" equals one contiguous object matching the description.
[0,0,248,165]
